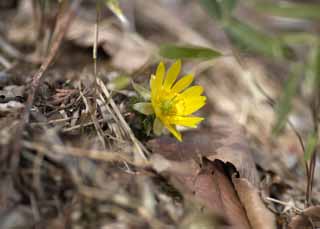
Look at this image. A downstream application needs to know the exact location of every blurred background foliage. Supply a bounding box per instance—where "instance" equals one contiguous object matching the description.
[195,0,320,161]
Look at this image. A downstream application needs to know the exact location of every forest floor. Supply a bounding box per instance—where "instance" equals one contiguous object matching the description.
[0,1,319,228]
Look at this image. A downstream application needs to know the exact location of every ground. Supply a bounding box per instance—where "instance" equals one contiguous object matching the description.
[0,0,319,229]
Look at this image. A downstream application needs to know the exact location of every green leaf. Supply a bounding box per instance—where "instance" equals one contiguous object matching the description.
[153,117,164,136]
[132,81,151,101]
[224,18,292,59]
[200,0,237,20]
[105,0,128,26]
[133,102,154,115]
[273,65,301,135]
[222,0,237,15]
[313,43,320,89]
[304,43,320,96]
[254,2,320,20]
[159,44,222,60]
[304,132,318,161]
[105,0,122,15]
[107,75,130,90]
[199,0,222,20]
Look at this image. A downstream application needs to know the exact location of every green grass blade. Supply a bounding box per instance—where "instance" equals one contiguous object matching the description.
[200,0,237,20]
[273,65,301,135]
[304,132,318,161]
[254,2,320,20]
[225,18,292,59]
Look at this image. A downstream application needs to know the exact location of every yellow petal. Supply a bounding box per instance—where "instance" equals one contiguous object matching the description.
[163,60,181,90]
[168,116,204,127]
[165,123,182,141]
[154,62,165,95]
[150,74,156,101]
[181,96,206,115]
[156,61,165,81]
[180,85,204,98]
[171,74,194,93]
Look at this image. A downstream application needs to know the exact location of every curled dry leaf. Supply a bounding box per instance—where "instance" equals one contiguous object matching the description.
[289,205,320,229]
[232,177,276,229]
[148,119,276,229]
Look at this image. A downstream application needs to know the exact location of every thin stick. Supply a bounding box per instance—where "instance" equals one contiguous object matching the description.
[93,0,100,77]
[264,197,302,213]
[0,54,12,69]
[79,87,106,148]
[23,140,149,167]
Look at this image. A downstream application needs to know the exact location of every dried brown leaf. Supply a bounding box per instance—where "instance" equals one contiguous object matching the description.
[66,17,152,73]
[232,177,276,229]
[192,159,251,229]
[148,121,259,186]
[148,119,277,228]
[289,206,320,229]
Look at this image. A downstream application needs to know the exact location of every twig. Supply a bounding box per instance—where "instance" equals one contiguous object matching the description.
[61,118,109,132]
[22,140,149,167]
[93,0,100,77]
[264,197,302,213]
[0,35,23,59]
[79,87,106,148]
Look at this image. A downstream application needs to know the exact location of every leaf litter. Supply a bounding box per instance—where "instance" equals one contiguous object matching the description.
[0,0,319,228]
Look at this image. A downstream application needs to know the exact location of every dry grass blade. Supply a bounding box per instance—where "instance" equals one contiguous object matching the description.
[22,141,149,167]
[79,86,106,148]
[97,78,149,162]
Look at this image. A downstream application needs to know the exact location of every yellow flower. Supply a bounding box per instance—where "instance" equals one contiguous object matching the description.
[150,60,206,141]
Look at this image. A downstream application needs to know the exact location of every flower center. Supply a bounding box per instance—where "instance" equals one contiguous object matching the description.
[159,94,186,116]
[160,99,175,115]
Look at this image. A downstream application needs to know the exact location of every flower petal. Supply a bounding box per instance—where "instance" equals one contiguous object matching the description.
[180,85,204,98]
[150,74,156,101]
[152,62,165,97]
[163,60,181,90]
[181,96,206,115]
[155,62,165,88]
[165,123,182,141]
[156,61,165,79]
[168,116,204,127]
[171,74,194,93]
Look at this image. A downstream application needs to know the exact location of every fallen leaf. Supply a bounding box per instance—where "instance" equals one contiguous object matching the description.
[148,122,259,186]
[289,205,320,229]
[66,16,153,73]
[192,159,252,229]
[233,177,277,229]
[148,119,276,228]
